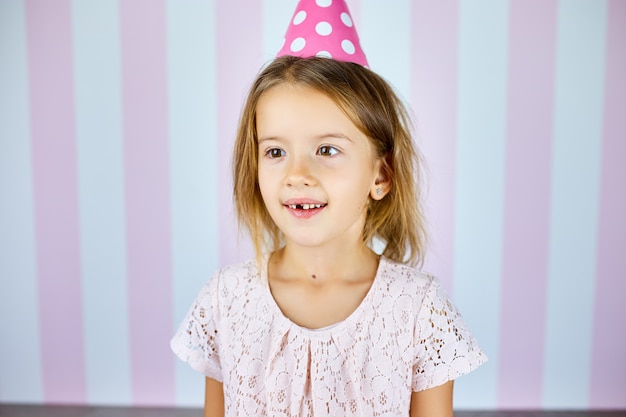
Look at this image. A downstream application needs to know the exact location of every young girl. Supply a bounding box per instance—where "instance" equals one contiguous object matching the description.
[171,54,486,416]
[171,2,486,416]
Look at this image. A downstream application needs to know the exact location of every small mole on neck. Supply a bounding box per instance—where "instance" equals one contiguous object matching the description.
[311,274,317,279]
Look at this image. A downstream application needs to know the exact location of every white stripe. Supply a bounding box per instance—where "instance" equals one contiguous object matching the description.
[453,0,509,408]
[543,0,606,408]
[263,0,299,63]
[0,0,44,402]
[360,0,411,103]
[72,0,132,404]
[166,0,221,406]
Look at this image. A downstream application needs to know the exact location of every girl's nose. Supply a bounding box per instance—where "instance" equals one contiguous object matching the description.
[285,155,315,187]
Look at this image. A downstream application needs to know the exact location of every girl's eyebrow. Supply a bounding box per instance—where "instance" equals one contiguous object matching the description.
[317,132,353,142]
[257,136,277,144]
[258,132,353,144]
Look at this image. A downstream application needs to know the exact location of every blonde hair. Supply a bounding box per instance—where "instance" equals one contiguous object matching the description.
[233,56,427,266]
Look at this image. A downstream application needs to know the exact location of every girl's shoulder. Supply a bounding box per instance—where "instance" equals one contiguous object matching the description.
[377,257,457,318]
[194,258,263,304]
[379,256,439,293]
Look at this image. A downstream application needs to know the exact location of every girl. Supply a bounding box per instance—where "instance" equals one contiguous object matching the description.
[170,55,486,416]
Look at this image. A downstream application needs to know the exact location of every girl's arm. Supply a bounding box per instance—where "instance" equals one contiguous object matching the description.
[204,377,225,417]
[409,380,454,417]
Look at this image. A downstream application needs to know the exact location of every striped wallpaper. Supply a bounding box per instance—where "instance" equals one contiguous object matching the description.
[0,0,624,410]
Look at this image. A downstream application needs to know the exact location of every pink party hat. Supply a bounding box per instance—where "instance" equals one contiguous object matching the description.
[276,0,369,67]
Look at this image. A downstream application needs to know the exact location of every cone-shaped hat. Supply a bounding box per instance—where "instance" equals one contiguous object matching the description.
[276,0,368,66]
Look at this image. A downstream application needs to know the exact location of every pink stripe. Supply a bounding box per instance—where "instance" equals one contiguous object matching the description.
[25,0,86,403]
[589,0,626,408]
[216,1,262,266]
[497,0,557,408]
[411,1,458,293]
[119,1,174,405]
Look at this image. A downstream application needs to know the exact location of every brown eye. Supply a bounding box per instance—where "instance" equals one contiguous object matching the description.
[317,145,339,157]
[266,148,285,158]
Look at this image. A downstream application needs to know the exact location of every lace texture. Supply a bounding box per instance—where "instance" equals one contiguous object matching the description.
[170,257,487,416]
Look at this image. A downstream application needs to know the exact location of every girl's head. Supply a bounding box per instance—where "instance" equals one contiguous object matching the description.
[233,56,426,266]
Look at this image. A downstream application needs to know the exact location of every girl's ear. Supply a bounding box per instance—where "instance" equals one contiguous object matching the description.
[370,159,391,200]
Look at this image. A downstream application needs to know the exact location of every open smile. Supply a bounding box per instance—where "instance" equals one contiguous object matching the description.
[283,201,327,218]
[287,203,325,210]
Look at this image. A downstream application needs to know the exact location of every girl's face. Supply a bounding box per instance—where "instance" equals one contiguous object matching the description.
[256,83,384,251]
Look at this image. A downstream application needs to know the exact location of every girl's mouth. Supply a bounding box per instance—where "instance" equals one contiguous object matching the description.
[287,203,325,210]
[284,202,327,218]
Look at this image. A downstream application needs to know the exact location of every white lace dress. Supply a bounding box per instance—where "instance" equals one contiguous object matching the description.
[170,257,487,416]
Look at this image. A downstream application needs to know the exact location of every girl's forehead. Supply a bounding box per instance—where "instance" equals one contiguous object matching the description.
[257,83,360,126]
[256,85,358,136]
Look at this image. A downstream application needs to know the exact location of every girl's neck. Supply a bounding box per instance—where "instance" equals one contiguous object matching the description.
[270,242,379,283]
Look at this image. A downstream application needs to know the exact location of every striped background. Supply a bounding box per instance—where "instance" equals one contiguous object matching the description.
[0,0,624,410]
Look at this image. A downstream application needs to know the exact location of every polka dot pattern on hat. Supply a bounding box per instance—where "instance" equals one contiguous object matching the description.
[293,10,307,25]
[291,37,306,52]
[316,21,332,36]
[276,0,368,66]
[340,12,352,27]
[341,39,355,55]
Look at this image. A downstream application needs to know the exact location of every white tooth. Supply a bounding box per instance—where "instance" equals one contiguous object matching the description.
[290,205,297,209]
[315,204,321,208]
[303,204,310,210]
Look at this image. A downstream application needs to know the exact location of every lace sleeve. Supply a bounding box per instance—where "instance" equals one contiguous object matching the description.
[170,271,223,382]
[412,277,487,392]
